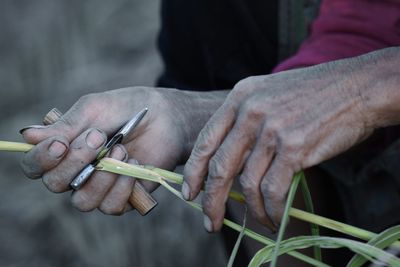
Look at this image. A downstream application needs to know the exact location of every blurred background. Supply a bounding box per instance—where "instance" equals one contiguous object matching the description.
[0,1,227,266]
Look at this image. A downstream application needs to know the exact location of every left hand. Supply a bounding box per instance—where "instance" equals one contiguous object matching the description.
[182,61,374,232]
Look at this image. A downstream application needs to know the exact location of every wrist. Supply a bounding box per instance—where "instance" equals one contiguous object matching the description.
[355,47,400,129]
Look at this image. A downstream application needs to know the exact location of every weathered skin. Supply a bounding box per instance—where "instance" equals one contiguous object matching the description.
[20,47,400,231]
[20,87,226,215]
[183,47,400,232]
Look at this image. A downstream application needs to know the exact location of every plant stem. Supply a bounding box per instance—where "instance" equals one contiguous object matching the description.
[159,177,328,267]
[300,174,322,261]
[289,209,399,248]
[270,172,302,267]
[0,141,34,152]
[227,206,247,267]
[2,141,400,248]
[99,158,400,248]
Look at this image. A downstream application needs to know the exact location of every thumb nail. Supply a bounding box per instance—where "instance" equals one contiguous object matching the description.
[19,125,48,134]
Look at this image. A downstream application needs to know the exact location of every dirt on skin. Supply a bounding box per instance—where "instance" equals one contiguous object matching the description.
[0,1,226,266]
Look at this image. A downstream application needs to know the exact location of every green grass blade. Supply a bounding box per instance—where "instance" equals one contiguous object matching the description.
[97,158,164,183]
[270,172,302,267]
[300,173,322,261]
[249,240,329,267]
[288,208,400,248]
[0,141,33,152]
[3,145,397,249]
[227,207,248,267]
[251,236,400,266]
[248,245,276,267]
[347,225,400,267]
[98,158,400,248]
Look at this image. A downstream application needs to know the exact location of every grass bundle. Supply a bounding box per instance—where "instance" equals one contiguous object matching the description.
[1,140,400,266]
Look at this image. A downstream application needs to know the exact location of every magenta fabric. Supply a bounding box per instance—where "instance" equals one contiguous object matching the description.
[273,0,400,72]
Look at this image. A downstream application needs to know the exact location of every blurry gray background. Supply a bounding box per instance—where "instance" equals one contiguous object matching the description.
[0,1,227,266]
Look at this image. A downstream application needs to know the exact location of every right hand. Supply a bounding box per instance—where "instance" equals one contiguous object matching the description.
[20,86,210,215]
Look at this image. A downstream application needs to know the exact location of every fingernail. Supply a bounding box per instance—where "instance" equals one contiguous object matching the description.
[203,215,213,232]
[48,140,67,158]
[181,182,190,200]
[261,217,278,233]
[85,129,106,149]
[19,125,47,134]
[110,145,127,161]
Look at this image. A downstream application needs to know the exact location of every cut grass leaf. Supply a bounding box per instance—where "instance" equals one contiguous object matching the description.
[3,140,399,247]
[97,158,400,248]
[227,206,248,267]
[270,172,302,267]
[0,141,34,152]
[159,176,327,267]
[300,173,322,261]
[249,236,400,267]
[347,225,400,267]
[95,152,400,250]
[288,208,400,248]
[2,140,400,266]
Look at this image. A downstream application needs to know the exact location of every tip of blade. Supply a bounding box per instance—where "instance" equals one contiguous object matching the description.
[118,107,149,137]
[136,107,149,120]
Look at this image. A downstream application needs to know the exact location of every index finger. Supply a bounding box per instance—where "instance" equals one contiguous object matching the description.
[183,104,236,200]
[20,135,69,179]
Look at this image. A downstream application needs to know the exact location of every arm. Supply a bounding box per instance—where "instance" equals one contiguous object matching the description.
[356,47,400,128]
[182,46,400,232]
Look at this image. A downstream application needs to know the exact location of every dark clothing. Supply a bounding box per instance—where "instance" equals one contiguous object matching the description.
[157,0,278,91]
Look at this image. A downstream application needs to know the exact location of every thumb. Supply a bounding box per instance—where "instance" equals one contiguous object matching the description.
[20,107,91,144]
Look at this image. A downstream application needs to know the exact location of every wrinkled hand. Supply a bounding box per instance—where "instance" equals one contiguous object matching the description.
[183,62,374,232]
[20,87,211,215]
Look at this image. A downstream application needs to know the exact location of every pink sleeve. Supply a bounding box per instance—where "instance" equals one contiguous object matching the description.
[273,0,400,73]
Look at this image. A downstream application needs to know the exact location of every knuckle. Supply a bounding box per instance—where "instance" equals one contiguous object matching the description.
[202,193,215,214]
[240,101,265,122]
[190,141,209,160]
[208,154,229,181]
[239,173,258,194]
[77,93,98,106]
[266,119,283,135]
[69,93,102,123]
[131,86,165,108]
[75,94,96,115]
[132,86,151,96]
[42,175,66,193]
[191,128,216,158]
[183,158,196,176]
[99,203,125,216]
[261,179,284,203]
[71,193,95,212]
[147,87,164,103]
[233,77,254,91]
[232,76,262,98]
[200,120,218,141]
[279,133,304,155]
[260,129,277,145]
[20,157,41,179]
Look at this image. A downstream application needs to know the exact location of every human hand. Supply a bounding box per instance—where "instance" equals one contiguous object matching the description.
[183,61,374,232]
[20,87,225,215]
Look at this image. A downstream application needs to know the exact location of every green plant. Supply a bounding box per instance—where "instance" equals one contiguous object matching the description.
[1,140,400,266]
